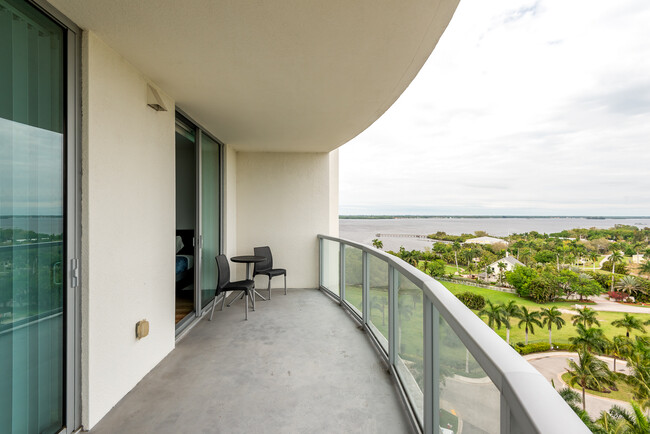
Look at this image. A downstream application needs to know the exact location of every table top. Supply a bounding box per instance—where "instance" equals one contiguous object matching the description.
[230,255,265,263]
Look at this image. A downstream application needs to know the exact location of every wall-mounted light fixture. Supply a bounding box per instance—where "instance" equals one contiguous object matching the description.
[147,84,167,112]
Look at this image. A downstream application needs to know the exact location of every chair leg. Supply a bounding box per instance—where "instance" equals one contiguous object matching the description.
[268,277,272,300]
[245,291,248,320]
[220,292,226,311]
[251,287,256,311]
[284,274,287,295]
[210,295,217,321]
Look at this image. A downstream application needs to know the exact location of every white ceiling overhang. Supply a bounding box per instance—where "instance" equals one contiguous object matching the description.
[50,0,459,152]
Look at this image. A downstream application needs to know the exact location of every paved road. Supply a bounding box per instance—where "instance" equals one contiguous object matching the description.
[526,352,632,419]
[587,295,650,314]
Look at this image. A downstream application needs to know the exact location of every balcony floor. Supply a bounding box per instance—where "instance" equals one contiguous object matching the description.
[89,289,411,433]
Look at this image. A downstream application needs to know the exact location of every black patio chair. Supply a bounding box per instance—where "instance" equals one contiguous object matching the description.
[210,255,255,320]
[253,246,286,299]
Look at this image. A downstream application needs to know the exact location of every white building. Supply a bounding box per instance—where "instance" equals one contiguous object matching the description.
[465,236,509,245]
[0,1,586,433]
[479,252,525,282]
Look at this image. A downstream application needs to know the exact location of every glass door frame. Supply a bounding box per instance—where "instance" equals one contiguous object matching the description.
[20,1,82,432]
[175,108,224,324]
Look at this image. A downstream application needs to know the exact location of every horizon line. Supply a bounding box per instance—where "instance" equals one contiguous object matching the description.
[339,214,650,219]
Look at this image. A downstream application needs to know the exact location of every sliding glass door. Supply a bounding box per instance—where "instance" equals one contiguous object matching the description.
[175,112,222,330]
[0,0,68,432]
[199,132,221,309]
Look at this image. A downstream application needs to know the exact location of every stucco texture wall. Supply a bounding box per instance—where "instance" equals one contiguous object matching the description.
[82,32,175,428]
[235,152,338,288]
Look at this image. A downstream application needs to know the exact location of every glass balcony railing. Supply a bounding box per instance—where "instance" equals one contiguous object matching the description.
[318,235,589,434]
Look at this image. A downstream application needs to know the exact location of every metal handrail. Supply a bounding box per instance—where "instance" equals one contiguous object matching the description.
[318,234,588,434]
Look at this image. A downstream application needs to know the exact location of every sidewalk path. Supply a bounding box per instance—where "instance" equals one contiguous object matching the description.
[569,295,650,314]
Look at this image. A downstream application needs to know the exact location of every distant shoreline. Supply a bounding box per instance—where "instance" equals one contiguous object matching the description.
[339,215,650,220]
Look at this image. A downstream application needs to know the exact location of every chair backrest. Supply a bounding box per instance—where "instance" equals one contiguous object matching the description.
[253,246,273,273]
[215,255,230,292]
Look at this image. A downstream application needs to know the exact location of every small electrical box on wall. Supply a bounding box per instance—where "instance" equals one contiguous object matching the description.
[135,320,150,340]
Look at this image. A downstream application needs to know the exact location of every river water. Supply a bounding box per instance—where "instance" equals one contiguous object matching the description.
[339,217,650,251]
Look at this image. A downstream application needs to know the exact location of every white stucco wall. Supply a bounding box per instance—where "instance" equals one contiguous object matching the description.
[328,149,340,237]
[234,152,338,288]
[224,145,238,259]
[82,32,176,428]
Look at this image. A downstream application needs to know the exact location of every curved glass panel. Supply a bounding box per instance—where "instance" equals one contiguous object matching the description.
[320,239,340,296]
[343,247,362,314]
[438,314,500,433]
[396,272,424,423]
[368,255,388,350]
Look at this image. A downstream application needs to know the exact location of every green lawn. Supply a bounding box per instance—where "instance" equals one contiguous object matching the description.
[444,264,464,275]
[561,372,635,402]
[441,281,580,309]
[441,282,650,345]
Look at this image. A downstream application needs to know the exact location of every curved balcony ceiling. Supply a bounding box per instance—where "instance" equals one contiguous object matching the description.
[51,0,459,152]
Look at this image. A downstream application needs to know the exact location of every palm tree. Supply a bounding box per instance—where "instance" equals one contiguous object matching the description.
[540,307,565,346]
[595,410,620,433]
[371,239,383,250]
[569,324,608,353]
[500,301,521,345]
[626,346,650,411]
[485,266,494,281]
[497,262,507,285]
[608,335,632,373]
[461,249,473,268]
[612,313,646,338]
[452,241,461,273]
[558,387,582,414]
[478,300,502,331]
[616,275,645,297]
[572,307,601,328]
[588,252,599,271]
[566,351,615,412]
[609,251,624,291]
[606,402,650,433]
[517,306,542,345]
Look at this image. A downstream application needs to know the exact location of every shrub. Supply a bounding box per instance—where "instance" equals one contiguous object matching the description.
[585,271,611,291]
[553,343,572,351]
[456,292,486,310]
[425,259,446,278]
[608,291,627,301]
[601,260,628,274]
[516,342,551,355]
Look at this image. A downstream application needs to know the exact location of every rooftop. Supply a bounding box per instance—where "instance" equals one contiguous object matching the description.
[465,236,509,245]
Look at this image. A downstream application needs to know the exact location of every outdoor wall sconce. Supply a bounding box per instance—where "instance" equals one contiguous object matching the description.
[147,84,167,111]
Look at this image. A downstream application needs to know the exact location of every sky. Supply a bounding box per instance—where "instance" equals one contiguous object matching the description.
[339,0,650,216]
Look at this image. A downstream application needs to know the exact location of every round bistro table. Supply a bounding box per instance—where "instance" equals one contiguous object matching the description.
[230,255,267,301]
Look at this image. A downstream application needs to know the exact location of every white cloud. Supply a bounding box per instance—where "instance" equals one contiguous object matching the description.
[340,0,650,216]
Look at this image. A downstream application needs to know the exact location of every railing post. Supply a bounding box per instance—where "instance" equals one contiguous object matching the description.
[423,298,434,434]
[318,237,322,289]
[500,394,511,434]
[339,243,345,304]
[388,266,398,365]
[362,251,369,325]
[432,305,440,433]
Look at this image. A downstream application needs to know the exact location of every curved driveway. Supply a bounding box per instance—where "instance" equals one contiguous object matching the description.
[526,352,632,418]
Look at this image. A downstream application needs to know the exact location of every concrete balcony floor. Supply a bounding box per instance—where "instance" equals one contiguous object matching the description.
[89,288,411,433]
